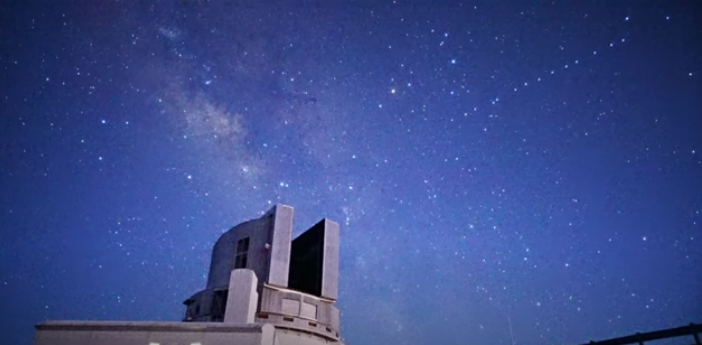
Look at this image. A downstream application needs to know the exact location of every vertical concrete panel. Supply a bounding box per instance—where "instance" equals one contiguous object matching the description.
[300,302,317,320]
[329,304,340,330]
[260,324,275,345]
[267,205,293,287]
[321,219,339,300]
[225,269,258,324]
[281,299,300,316]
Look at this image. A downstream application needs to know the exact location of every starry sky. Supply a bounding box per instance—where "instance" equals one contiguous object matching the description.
[1,1,701,344]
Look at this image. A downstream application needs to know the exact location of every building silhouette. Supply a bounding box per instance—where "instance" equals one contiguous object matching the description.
[34,204,345,345]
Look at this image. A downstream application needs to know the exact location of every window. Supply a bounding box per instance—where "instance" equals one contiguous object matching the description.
[234,237,249,269]
[212,290,228,321]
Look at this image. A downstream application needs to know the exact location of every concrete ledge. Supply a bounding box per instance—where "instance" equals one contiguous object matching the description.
[256,314,340,341]
[35,321,266,333]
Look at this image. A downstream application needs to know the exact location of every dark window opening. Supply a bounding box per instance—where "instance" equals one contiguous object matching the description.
[234,237,249,269]
[211,290,228,322]
[234,254,247,268]
[237,237,250,252]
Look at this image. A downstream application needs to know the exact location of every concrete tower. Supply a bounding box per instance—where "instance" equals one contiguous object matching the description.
[34,205,345,345]
[183,204,343,341]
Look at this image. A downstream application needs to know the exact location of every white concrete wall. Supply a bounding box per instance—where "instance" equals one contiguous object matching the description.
[34,321,272,345]
[33,322,346,345]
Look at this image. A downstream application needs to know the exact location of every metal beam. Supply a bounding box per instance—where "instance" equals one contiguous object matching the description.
[581,323,702,345]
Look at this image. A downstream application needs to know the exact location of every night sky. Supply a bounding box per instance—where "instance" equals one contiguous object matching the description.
[1,1,701,344]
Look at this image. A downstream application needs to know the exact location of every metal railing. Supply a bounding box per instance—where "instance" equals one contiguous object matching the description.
[580,323,701,345]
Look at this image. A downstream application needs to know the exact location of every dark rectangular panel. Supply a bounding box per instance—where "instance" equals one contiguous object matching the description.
[287,220,325,296]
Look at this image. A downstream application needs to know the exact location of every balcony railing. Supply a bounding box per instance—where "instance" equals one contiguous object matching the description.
[580,323,701,345]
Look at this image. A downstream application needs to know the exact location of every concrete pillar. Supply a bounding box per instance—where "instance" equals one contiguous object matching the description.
[321,219,340,301]
[267,204,294,287]
[224,269,258,324]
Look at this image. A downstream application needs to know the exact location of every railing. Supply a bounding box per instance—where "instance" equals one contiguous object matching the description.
[580,323,701,345]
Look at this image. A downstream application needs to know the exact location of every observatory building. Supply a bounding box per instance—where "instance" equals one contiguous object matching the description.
[34,205,345,345]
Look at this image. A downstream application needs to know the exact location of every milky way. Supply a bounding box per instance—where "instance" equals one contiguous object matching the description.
[1,2,701,345]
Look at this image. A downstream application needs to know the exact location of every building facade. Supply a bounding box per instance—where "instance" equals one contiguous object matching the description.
[34,205,345,345]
